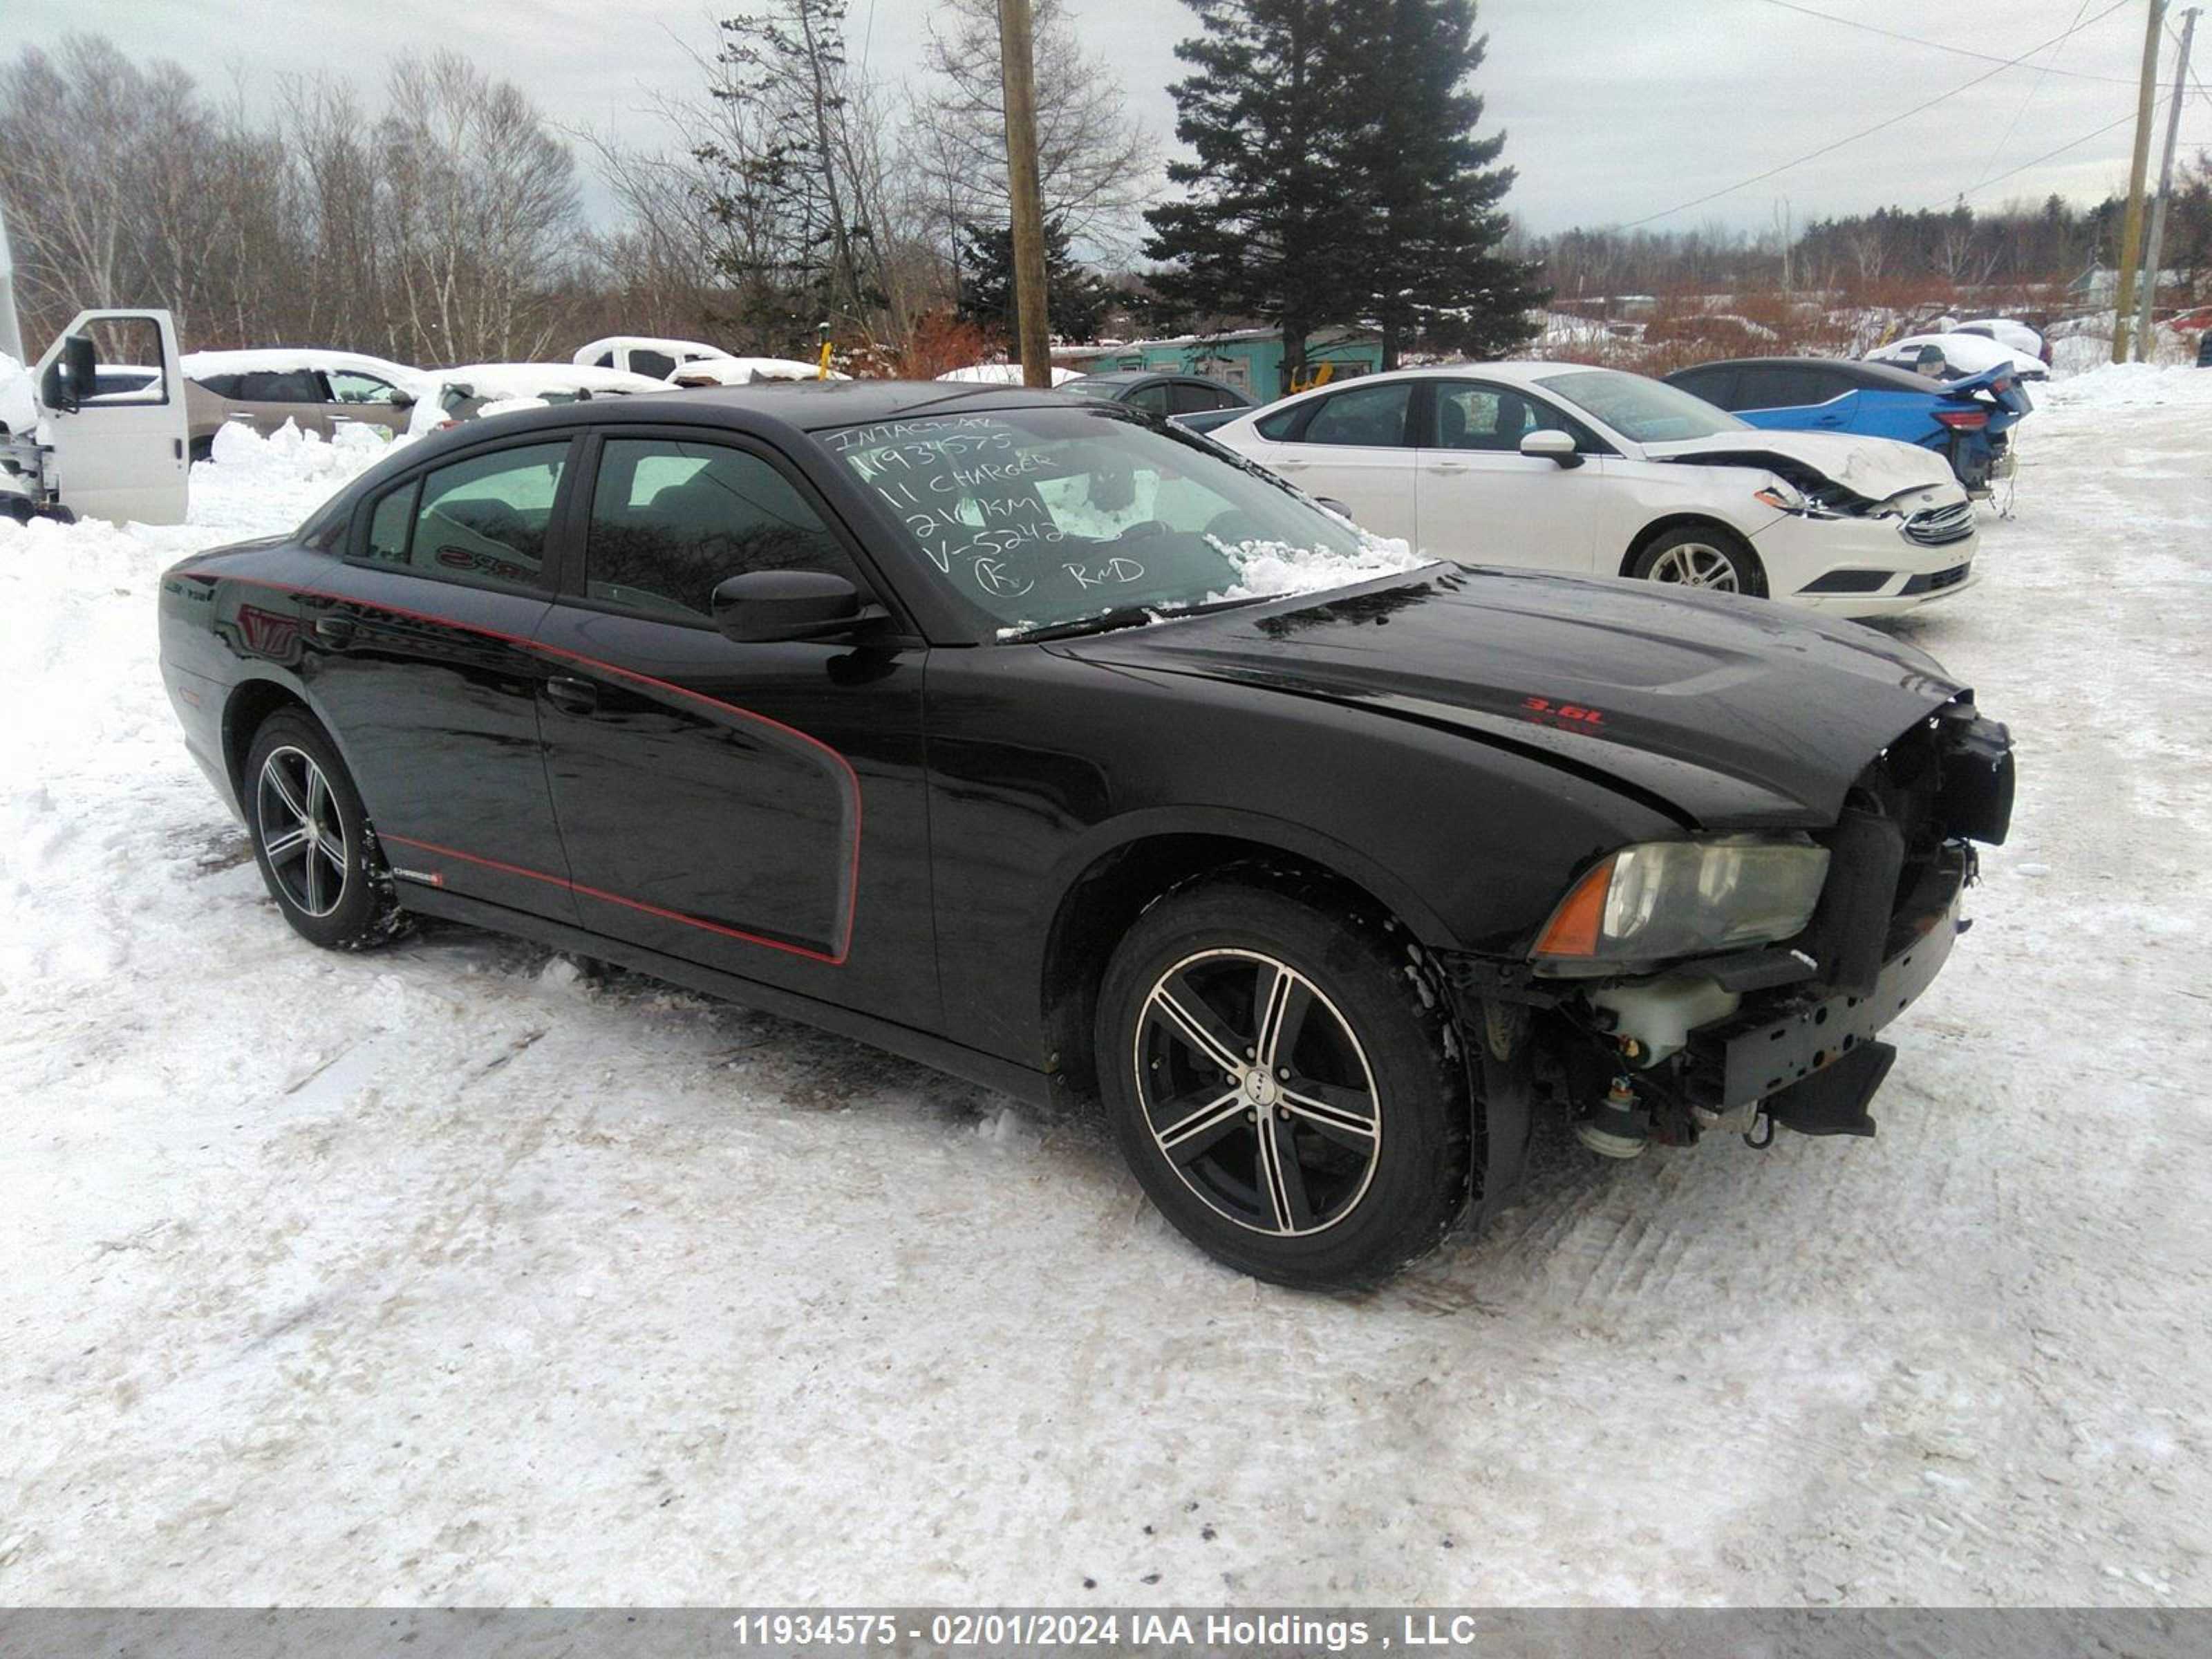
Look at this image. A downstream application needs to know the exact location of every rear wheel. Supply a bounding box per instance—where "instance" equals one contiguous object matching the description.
[1632,525,1766,597]
[1096,879,1469,1288]
[243,711,406,950]
[188,435,214,464]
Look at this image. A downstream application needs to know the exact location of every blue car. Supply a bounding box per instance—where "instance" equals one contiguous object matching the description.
[1665,356,2032,494]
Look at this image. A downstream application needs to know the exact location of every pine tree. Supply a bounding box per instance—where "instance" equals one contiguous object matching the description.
[1143,0,1369,395]
[1346,0,1541,365]
[702,0,885,344]
[955,217,1108,343]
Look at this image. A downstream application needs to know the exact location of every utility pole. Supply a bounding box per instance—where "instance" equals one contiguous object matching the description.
[997,0,1052,389]
[2136,6,2200,359]
[2112,0,2167,364]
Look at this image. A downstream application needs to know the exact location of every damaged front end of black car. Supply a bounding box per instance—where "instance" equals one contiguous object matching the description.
[1448,694,2014,1178]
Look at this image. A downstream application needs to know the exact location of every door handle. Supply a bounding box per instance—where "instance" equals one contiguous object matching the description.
[1816,414,1844,427]
[312,616,355,645]
[1273,459,1309,471]
[1427,461,1470,474]
[543,674,599,715]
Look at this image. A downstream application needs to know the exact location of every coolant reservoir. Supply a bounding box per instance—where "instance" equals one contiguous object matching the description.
[1591,975,1741,1067]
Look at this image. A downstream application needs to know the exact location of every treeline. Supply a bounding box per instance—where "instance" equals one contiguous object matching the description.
[0,0,1542,386]
[0,2,1161,366]
[1524,180,2212,308]
[0,37,584,364]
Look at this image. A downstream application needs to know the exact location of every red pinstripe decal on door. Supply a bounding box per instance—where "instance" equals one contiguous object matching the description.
[189,573,863,966]
[380,834,847,966]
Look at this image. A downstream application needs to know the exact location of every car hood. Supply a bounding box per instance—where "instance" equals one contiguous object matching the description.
[1642,428,1960,503]
[1059,569,1967,829]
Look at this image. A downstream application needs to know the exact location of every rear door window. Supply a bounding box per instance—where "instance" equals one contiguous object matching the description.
[1739,365,1846,410]
[238,371,327,404]
[629,348,677,379]
[1298,381,1413,447]
[357,442,569,592]
[1671,366,1738,409]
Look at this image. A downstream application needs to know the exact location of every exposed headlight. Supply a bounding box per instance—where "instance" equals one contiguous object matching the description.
[1754,480,1806,513]
[1532,835,1830,974]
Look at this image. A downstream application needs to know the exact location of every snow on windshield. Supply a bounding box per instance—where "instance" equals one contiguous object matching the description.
[1202,530,1426,603]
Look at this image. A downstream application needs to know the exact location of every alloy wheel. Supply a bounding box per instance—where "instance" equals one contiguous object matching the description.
[1644,541,1740,590]
[256,745,349,918]
[1133,948,1382,1236]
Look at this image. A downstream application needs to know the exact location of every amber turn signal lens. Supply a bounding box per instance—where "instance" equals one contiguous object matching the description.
[1535,859,1613,958]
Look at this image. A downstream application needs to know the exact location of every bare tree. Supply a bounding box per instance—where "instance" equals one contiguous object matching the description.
[910,0,1159,269]
[374,52,581,363]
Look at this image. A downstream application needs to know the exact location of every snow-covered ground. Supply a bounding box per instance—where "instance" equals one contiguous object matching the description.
[3,371,2209,1606]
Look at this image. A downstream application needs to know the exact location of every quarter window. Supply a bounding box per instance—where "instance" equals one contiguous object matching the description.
[359,442,568,590]
[585,438,859,622]
[1300,382,1412,447]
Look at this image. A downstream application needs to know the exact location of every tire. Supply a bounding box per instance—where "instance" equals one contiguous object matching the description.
[1095,877,1470,1289]
[242,710,406,950]
[1631,524,1768,598]
[189,435,214,465]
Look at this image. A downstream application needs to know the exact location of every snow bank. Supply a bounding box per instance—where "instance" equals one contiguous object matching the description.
[0,349,35,432]
[198,418,397,525]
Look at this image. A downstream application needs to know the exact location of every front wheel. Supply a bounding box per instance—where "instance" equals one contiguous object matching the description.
[1631,525,1767,597]
[1095,879,1470,1288]
[243,711,406,950]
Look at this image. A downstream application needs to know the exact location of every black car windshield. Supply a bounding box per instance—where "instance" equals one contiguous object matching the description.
[1535,368,1749,444]
[820,406,1423,635]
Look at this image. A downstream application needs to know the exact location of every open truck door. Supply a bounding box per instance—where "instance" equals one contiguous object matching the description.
[33,309,189,525]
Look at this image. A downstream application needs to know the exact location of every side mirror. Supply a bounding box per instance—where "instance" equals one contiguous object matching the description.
[40,334,98,414]
[711,569,874,643]
[387,390,416,411]
[1519,428,1582,468]
[1313,497,1355,520]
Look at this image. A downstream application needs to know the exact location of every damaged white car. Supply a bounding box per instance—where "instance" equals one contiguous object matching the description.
[1207,363,1978,617]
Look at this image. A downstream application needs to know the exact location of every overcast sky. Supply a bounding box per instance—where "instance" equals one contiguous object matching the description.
[17,0,2209,242]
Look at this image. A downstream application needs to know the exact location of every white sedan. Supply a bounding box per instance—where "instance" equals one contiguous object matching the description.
[1205,363,1979,618]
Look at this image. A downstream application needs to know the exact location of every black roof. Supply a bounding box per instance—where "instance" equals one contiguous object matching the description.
[635,377,1078,431]
[1670,356,1938,393]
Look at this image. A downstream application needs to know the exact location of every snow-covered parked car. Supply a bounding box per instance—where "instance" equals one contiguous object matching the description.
[937,362,1082,386]
[156,380,2016,1288]
[1864,330,2048,384]
[573,335,736,380]
[1208,364,1982,617]
[407,363,668,436]
[1953,317,2049,364]
[182,348,426,460]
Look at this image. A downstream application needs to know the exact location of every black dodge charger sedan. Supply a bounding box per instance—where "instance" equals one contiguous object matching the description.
[158,380,2014,1288]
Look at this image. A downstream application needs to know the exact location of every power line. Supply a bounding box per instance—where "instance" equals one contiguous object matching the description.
[1619,0,2135,229]
[1756,0,2139,84]
[1969,0,2097,196]
[1959,92,2171,202]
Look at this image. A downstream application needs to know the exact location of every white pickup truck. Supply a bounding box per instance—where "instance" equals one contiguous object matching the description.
[2,308,191,527]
